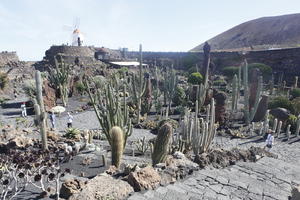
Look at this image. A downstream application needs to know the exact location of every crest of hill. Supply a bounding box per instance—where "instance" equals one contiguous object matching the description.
[191,13,300,52]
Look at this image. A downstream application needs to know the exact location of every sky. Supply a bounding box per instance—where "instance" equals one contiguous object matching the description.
[1,0,300,61]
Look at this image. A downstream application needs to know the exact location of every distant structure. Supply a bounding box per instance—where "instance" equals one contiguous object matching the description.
[72,28,84,46]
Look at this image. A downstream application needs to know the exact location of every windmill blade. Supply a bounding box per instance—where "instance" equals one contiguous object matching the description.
[73,17,80,29]
[63,25,73,31]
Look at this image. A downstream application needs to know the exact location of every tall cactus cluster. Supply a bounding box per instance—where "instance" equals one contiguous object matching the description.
[50,55,72,107]
[34,71,48,151]
[177,98,216,158]
[131,44,147,123]
[242,59,263,124]
[84,78,132,149]
[152,123,173,166]
[163,65,177,118]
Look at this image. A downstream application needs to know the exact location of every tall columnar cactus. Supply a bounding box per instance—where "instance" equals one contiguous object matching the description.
[249,76,263,121]
[263,110,270,135]
[295,115,300,137]
[34,71,48,151]
[238,64,242,99]
[141,76,152,117]
[286,124,291,141]
[243,59,250,124]
[153,66,162,116]
[276,120,282,138]
[84,79,132,149]
[192,98,216,157]
[272,118,278,132]
[163,65,177,118]
[110,126,124,169]
[232,74,238,111]
[269,74,274,95]
[50,55,72,107]
[152,123,173,166]
[131,44,147,123]
[294,76,298,88]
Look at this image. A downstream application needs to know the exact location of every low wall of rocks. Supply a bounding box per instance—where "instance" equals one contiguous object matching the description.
[0,52,19,66]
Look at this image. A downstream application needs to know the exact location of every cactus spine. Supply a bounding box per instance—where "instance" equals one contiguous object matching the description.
[232,74,238,111]
[110,126,124,169]
[34,71,48,151]
[152,123,173,166]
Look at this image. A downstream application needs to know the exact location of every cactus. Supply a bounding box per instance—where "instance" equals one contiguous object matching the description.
[131,44,147,124]
[263,110,270,135]
[294,76,298,88]
[259,122,264,135]
[152,123,173,166]
[276,121,282,138]
[295,115,300,137]
[153,66,162,116]
[238,64,242,99]
[34,71,48,151]
[243,59,250,124]
[232,74,238,111]
[269,74,274,95]
[272,118,278,132]
[286,124,291,141]
[163,65,177,118]
[84,78,132,149]
[134,136,149,155]
[49,55,72,107]
[192,98,216,157]
[110,126,124,168]
[249,76,263,121]
[141,76,152,117]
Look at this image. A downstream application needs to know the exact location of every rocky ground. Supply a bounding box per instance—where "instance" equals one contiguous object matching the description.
[1,97,300,200]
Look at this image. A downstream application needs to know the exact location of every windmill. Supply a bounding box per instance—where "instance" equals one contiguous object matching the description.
[63,18,84,46]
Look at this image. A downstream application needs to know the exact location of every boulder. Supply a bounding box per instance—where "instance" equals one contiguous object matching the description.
[60,179,86,199]
[270,107,290,121]
[69,174,133,200]
[291,185,300,200]
[8,136,34,148]
[127,166,161,191]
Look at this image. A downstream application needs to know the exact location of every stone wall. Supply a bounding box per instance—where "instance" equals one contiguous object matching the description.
[0,51,19,66]
[127,47,300,83]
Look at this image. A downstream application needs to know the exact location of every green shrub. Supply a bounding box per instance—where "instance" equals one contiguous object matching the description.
[268,96,294,112]
[223,66,239,79]
[292,97,300,115]
[287,114,298,132]
[248,63,272,77]
[0,72,8,90]
[172,86,186,106]
[65,128,81,139]
[187,72,203,85]
[291,88,300,99]
[75,82,86,95]
[223,63,272,79]
[213,79,227,86]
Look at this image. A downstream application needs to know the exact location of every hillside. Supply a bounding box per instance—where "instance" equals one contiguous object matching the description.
[191,13,300,52]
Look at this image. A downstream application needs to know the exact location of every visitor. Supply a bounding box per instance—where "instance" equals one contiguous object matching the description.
[21,102,27,117]
[264,129,274,151]
[67,112,73,128]
[50,112,56,130]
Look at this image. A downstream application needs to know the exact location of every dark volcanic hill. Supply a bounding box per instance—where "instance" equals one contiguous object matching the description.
[191,13,300,52]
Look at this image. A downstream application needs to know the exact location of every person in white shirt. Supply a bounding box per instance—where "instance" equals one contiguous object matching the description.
[21,102,27,117]
[264,129,274,151]
[67,112,73,128]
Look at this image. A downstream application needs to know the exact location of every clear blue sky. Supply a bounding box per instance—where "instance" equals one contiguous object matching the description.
[1,0,300,61]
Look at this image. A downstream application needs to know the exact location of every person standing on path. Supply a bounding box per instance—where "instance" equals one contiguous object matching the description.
[67,112,73,128]
[50,112,56,130]
[21,102,27,117]
[264,129,274,151]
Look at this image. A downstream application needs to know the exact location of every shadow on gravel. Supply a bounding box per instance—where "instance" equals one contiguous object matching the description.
[238,137,265,145]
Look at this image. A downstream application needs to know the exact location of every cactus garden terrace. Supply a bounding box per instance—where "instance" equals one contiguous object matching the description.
[0,42,300,200]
